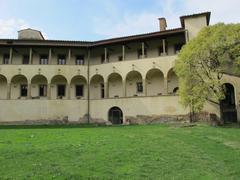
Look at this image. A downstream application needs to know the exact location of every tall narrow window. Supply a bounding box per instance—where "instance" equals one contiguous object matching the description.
[40,55,48,65]
[75,85,84,97]
[39,84,47,97]
[3,54,9,64]
[22,55,29,64]
[136,82,143,93]
[101,83,104,98]
[58,55,66,65]
[20,84,28,97]
[75,55,85,65]
[57,85,65,97]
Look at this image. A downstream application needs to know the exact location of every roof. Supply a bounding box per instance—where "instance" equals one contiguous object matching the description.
[18,28,45,40]
[0,27,185,48]
[180,12,211,27]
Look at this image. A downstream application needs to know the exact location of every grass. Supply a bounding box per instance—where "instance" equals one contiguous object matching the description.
[0,124,240,179]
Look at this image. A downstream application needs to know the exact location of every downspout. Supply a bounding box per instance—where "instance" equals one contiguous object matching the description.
[87,48,91,124]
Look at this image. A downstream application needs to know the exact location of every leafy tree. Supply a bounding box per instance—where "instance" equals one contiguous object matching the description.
[174,23,240,116]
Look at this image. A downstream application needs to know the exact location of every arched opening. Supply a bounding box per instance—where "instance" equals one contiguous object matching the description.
[173,87,179,95]
[11,75,28,99]
[108,73,123,98]
[220,83,237,123]
[108,106,123,124]
[90,74,104,99]
[31,75,48,98]
[70,75,87,99]
[146,69,164,96]
[126,71,143,97]
[50,75,67,99]
[167,68,178,94]
[0,75,7,99]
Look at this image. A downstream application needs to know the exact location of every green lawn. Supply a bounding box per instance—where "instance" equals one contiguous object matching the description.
[0,124,240,179]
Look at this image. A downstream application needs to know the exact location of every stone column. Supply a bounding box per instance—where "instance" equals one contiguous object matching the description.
[141,42,145,58]
[68,49,71,65]
[104,48,108,63]
[48,48,52,65]
[27,84,31,99]
[162,39,166,55]
[47,84,51,100]
[143,79,147,96]
[9,48,13,64]
[7,83,11,99]
[104,81,108,98]
[67,83,71,100]
[122,45,125,61]
[164,77,168,95]
[122,79,126,97]
[29,48,33,64]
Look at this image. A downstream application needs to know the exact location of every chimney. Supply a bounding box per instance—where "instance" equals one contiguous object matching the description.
[158,18,167,31]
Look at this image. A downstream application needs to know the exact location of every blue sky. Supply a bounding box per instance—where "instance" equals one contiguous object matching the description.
[0,0,239,40]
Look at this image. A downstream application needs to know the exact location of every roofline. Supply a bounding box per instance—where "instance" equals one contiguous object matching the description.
[180,12,211,27]
[0,27,185,47]
[18,28,45,40]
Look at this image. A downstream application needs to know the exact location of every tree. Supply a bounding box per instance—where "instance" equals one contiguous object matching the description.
[174,23,240,118]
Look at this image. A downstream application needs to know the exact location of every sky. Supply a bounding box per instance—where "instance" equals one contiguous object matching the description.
[0,0,239,41]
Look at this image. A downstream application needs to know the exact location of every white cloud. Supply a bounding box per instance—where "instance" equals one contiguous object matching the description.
[93,0,240,39]
[0,19,29,39]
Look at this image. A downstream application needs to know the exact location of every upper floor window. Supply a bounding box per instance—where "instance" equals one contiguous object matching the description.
[20,84,28,97]
[57,84,65,97]
[158,43,168,56]
[40,55,48,65]
[137,48,147,59]
[76,55,85,65]
[75,85,84,97]
[39,84,47,97]
[58,55,66,65]
[22,55,29,64]
[174,44,184,54]
[3,54,9,64]
[101,53,109,64]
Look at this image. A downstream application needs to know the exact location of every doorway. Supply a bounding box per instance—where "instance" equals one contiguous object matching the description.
[108,107,123,124]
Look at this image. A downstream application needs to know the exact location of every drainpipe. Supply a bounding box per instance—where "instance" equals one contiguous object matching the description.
[87,48,91,124]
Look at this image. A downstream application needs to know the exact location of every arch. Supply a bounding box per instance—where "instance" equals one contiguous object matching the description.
[31,75,48,98]
[70,75,87,99]
[108,73,123,98]
[50,75,68,99]
[90,74,104,99]
[146,68,164,96]
[220,83,237,123]
[167,68,178,94]
[0,74,8,99]
[125,70,143,97]
[108,106,123,124]
[10,74,28,99]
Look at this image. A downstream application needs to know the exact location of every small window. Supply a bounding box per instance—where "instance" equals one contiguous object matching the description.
[174,44,184,54]
[20,84,28,97]
[58,55,66,65]
[3,54,9,64]
[22,55,29,64]
[57,85,65,97]
[76,55,85,65]
[75,85,84,97]
[137,48,147,59]
[118,56,123,61]
[136,82,143,93]
[39,84,47,97]
[101,83,104,98]
[40,55,48,65]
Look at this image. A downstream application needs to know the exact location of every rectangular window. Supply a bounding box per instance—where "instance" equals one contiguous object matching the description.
[174,44,184,54]
[136,82,143,93]
[58,55,66,65]
[3,54,9,64]
[137,48,147,59]
[101,83,104,98]
[22,55,29,64]
[75,55,85,65]
[75,85,84,97]
[40,55,48,65]
[20,84,28,97]
[39,84,47,97]
[57,85,65,97]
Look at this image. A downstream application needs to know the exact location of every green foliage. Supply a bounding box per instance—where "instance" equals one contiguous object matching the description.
[175,23,240,112]
[0,124,240,179]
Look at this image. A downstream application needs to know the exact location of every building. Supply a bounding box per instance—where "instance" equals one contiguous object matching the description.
[0,12,239,124]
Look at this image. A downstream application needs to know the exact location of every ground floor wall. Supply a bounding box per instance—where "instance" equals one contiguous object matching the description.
[0,95,238,124]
